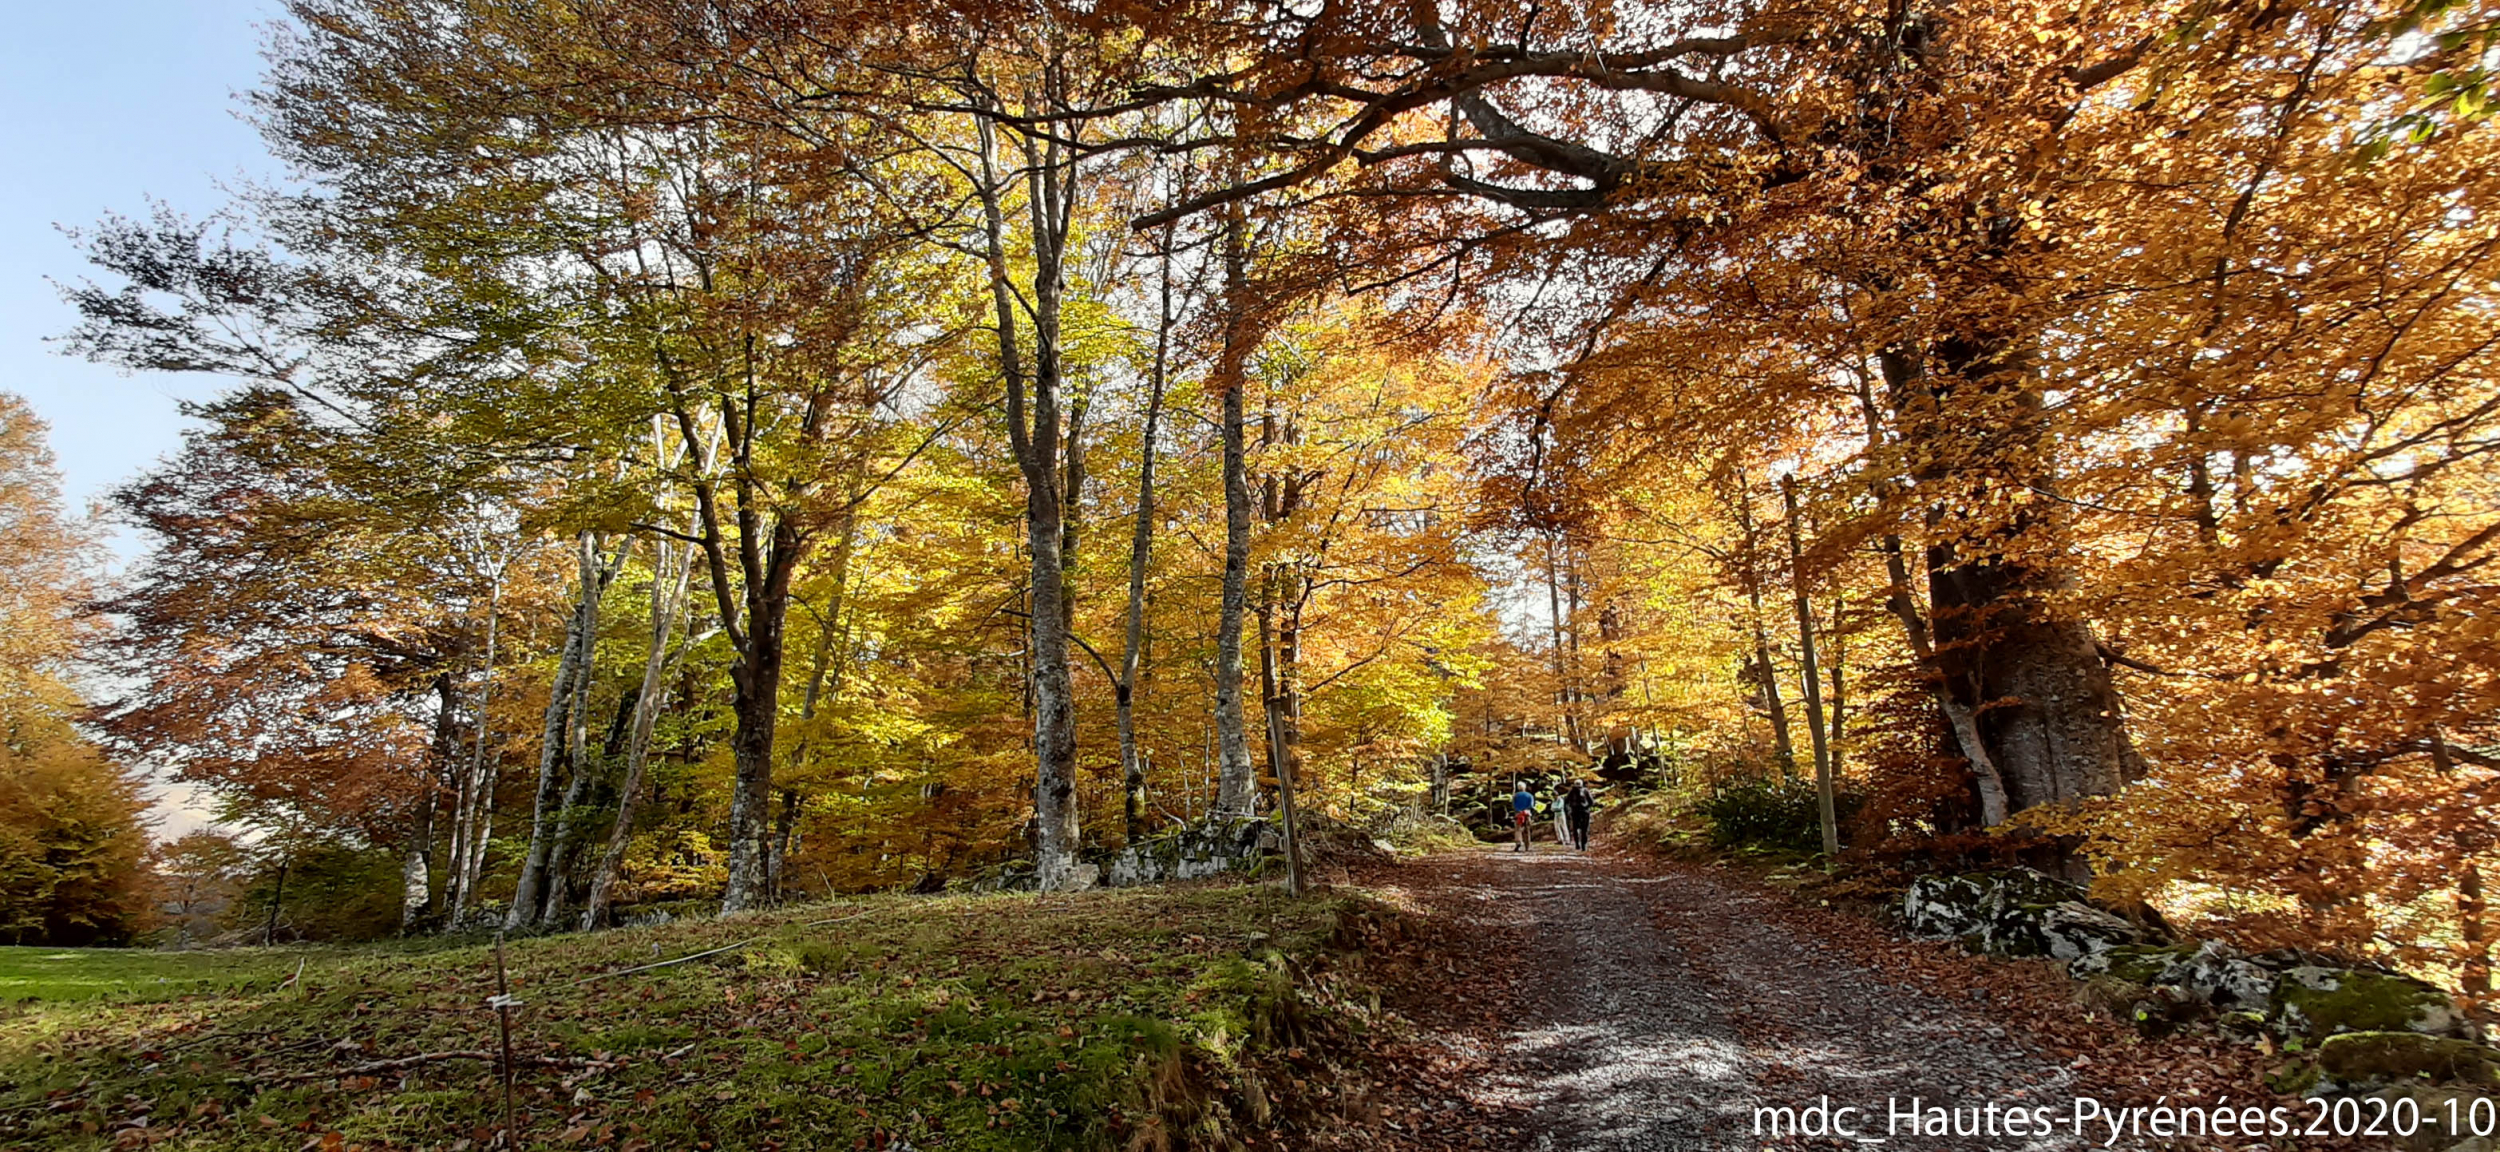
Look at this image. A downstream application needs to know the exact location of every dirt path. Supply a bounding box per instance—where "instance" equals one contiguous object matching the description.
[1359,846,2089,1151]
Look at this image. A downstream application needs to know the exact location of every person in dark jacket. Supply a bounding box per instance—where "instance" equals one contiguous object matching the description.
[1564,782,1595,851]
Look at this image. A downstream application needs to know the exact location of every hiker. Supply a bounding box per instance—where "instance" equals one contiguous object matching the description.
[1511,782,1536,852]
[1566,781,1595,851]
[1551,780,1574,848]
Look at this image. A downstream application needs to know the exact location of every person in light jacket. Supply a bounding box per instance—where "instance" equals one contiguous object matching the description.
[1551,780,1575,849]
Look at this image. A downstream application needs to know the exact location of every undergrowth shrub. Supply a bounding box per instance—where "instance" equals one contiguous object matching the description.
[1697,778,1861,853]
[1602,790,1688,849]
[1373,809,1480,855]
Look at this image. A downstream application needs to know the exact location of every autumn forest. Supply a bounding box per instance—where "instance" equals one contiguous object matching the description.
[6,0,2498,1015]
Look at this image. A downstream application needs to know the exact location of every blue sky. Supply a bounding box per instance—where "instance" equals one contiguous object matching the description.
[6,2,283,836]
[3,1,281,549]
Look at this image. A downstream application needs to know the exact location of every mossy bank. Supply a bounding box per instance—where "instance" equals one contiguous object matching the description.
[1,882,1397,1151]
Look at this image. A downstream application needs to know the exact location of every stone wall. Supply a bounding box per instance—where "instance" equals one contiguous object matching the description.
[1905,868,2498,1145]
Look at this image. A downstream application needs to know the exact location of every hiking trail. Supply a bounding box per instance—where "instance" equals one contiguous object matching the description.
[1356,846,2089,1151]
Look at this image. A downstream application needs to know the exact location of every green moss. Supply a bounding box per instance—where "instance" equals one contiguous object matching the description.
[2317,1031,2500,1087]
[2074,943,2196,985]
[2266,1057,2322,1095]
[1983,869,2086,910]
[2274,968,2457,1039]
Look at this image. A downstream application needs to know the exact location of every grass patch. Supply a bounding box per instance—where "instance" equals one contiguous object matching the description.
[0,882,1391,1151]
[0,946,308,1003]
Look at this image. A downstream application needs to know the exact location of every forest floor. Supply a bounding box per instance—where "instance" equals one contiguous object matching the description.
[1344,843,2371,1152]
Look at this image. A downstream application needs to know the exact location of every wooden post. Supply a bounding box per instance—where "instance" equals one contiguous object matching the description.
[491,932,520,1146]
[1267,704,1306,897]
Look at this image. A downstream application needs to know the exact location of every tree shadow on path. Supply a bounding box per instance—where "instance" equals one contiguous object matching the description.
[1357,847,2085,1151]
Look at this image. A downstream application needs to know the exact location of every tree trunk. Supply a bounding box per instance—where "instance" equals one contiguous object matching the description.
[262,856,289,946]
[769,790,802,900]
[506,532,606,931]
[1782,478,1839,859]
[1882,345,2143,817]
[684,374,818,915]
[450,564,504,924]
[1025,471,1082,889]
[719,558,794,909]
[1211,213,1260,819]
[1877,532,2012,825]
[582,536,694,930]
[1269,569,1308,896]
[1828,592,1847,781]
[2465,860,2491,1001]
[538,656,618,928]
[1564,543,1587,749]
[1733,482,1797,779]
[1257,567,1281,796]
[1119,232,1173,842]
[1849,370,2012,825]
[974,111,1085,891]
[1544,530,1578,750]
[404,672,458,932]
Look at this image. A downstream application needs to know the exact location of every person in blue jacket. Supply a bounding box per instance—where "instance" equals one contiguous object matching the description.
[1511,782,1536,853]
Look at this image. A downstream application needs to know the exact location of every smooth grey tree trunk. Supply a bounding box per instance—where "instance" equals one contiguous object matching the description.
[1544,530,1574,748]
[1828,592,1847,780]
[581,534,694,930]
[1268,568,1309,896]
[1119,236,1172,842]
[449,563,504,924]
[1211,215,1260,819]
[537,621,609,928]
[977,112,1085,891]
[506,532,612,930]
[403,672,459,931]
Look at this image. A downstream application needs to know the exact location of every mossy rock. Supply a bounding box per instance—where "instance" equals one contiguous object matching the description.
[1905,869,2079,940]
[1903,873,1996,939]
[2217,1010,2272,1044]
[1905,868,2151,961]
[2069,943,2199,986]
[2074,974,2205,1038]
[2275,966,2474,1041]
[2167,940,2280,1012]
[1987,868,2090,911]
[1102,817,1275,887]
[2025,901,2154,960]
[2317,1032,2500,1089]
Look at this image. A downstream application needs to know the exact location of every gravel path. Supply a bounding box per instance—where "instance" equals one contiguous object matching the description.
[1371,847,2091,1151]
